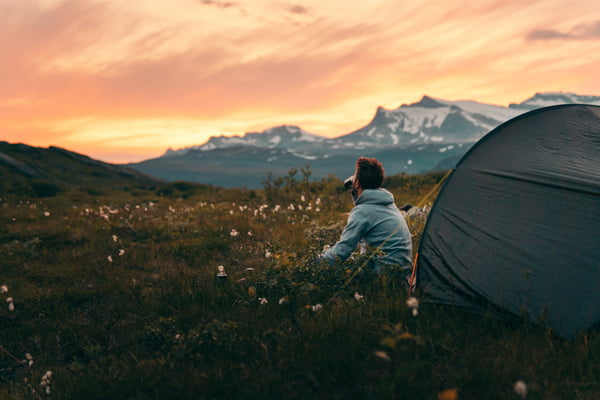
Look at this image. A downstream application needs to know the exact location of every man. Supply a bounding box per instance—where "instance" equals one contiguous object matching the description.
[321,157,413,279]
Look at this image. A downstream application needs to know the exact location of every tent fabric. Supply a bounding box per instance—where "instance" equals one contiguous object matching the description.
[416,104,600,338]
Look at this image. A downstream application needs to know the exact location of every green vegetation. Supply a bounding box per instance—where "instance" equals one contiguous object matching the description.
[0,170,598,399]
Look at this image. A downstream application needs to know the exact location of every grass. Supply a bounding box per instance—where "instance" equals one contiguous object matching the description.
[0,171,598,399]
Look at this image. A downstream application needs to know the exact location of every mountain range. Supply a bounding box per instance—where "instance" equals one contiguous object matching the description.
[127,92,600,188]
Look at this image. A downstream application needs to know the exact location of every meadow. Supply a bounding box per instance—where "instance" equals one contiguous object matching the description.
[1,170,598,399]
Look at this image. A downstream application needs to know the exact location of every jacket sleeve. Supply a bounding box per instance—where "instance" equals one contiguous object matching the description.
[321,207,370,262]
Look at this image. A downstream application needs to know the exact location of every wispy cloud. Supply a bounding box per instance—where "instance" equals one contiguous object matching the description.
[198,0,238,9]
[527,20,600,41]
[287,5,309,15]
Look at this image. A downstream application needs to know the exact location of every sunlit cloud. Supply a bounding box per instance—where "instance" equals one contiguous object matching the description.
[1,0,599,163]
[527,20,600,41]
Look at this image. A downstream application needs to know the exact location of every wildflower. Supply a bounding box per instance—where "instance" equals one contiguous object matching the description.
[406,296,419,316]
[230,229,239,237]
[514,380,528,399]
[278,297,288,305]
[311,303,322,312]
[112,235,118,242]
[25,353,34,367]
[259,297,268,305]
[118,249,125,256]
[43,211,50,217]
[0,285,7,293]
[315,197,321,205]
[7,297,14,311]
[40,370,52,394]
[265,250,272,258]
[107,255,113,262]
[374,351,391,361]
[354,292,364,301]
[216,265,227,278]
[247,231,253,236]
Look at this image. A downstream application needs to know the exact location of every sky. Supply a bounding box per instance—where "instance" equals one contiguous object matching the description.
[1,0,600,163]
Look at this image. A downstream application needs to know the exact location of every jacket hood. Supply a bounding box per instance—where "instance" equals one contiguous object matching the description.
[355,188,395,206]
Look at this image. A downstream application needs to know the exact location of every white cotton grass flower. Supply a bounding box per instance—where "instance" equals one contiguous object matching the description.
[354,292,364,301]
[259,297,268,305]
[112,235,118,242]
[25,353,34,367]
[278,297,288,305]
[265,250,272,258]
[40,370,52,394]
[311,303,322,312]
[118,249,125,256]
[7,297,14,311]
[107,255,113,263]
[43,211,50,217]
[514,380,528,399]
[0,285,7,293]
[406,297,419,316]
[216,265,227,278]
[230,229,239,237]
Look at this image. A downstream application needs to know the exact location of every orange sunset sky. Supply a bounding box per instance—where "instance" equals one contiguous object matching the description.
[2,0,600,163]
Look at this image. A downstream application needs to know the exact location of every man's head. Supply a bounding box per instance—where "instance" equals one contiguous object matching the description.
[354,157,384,190]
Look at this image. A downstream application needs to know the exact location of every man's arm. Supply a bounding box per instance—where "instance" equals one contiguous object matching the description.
[321,208,369,263]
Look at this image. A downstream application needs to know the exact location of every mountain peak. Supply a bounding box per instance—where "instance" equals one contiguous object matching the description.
[407,95,445,108]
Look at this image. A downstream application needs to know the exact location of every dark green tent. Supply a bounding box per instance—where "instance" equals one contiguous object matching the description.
[416,104,600,338]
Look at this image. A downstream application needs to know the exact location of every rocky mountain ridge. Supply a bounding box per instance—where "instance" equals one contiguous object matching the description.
[162,92,600,159]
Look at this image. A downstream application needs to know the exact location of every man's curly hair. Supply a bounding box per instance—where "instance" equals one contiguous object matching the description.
[355,157,384,189]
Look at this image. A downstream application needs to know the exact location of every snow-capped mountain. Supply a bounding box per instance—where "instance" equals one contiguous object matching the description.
[164,125,330,158]
[509,92,600,110]
[164,92,600,158]
[331,95,522,151]
[127,92,600,188]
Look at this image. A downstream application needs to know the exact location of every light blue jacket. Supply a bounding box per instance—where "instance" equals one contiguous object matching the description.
[321,188,412,270]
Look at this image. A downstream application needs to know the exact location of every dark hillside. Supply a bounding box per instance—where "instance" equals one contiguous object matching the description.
[0,141,161,198]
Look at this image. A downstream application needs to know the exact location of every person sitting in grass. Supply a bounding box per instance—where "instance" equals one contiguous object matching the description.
[320,157,413,285]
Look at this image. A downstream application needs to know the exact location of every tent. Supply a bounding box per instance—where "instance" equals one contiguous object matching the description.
[415,104,600,338]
